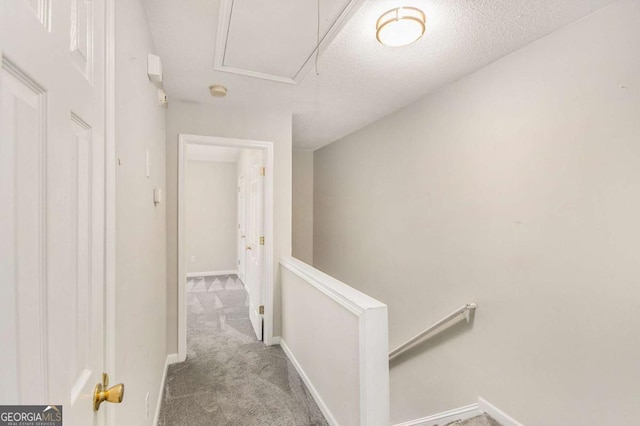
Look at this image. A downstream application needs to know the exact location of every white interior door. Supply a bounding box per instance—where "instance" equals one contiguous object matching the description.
[1,1,109,424]
[237,174,246,283]
[246,150,265,341]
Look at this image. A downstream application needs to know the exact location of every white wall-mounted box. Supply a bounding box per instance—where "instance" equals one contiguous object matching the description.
[147,53,162,85]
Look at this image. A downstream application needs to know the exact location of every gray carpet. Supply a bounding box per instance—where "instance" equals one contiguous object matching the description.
[158,275,328,426]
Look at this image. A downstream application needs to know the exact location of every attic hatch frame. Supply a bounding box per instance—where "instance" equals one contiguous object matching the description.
[213,0,367,84]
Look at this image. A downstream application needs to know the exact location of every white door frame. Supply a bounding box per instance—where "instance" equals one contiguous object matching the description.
[105,0,117,424]
[177,134,275,362]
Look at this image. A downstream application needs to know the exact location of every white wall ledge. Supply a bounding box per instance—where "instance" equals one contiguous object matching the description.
[280,256,389,425]
[280,256,386,315]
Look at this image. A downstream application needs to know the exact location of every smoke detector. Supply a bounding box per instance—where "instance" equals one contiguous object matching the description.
[209,85,228,97]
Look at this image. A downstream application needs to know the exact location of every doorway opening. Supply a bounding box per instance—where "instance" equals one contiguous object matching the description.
[177,134,275,363]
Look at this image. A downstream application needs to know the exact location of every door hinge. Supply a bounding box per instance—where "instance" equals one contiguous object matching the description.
[259,236,265,245]
[259,166,265,176]
[259,305,264,315]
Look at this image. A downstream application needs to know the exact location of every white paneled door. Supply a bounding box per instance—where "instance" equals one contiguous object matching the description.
[237,174,247,283]
[1,1,111,425]
[246,150,265,340]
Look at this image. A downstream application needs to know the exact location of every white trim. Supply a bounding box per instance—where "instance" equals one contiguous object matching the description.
[213,63,298,85]
[392,398,524,426]
[280,256,386,315]
[177,137,187,362]
[270,336,281,345]
[166,353,179,365]
[188,157,238,163]
[152,354,180,426]
[178,134,276,363]
[280,257,389,425]
[213,0,367,84]
[280,339,337,426]
[104,0,117,425]
[478,397,524,426]
[359,305,390,425]
[186,270,238,278]
[393,404,480,426]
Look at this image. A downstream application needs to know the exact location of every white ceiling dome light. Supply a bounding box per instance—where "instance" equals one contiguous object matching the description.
[376,7,426,47]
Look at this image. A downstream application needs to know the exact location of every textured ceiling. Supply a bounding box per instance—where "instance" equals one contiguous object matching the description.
[144,0,618,150]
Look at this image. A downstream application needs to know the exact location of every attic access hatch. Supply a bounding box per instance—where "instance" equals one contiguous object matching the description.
[214,0,366,84]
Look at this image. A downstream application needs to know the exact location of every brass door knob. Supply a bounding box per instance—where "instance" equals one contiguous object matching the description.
[245,246,252,251]
[93,373,125,411]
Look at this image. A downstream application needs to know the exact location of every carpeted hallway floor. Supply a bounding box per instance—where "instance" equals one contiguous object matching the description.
[158,274,328,426]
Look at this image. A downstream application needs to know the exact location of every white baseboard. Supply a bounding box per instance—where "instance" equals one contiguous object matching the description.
[153,353,180,426]
[186,270,238,278]
[270,336,281,345]
[279,339,337,426]
[478,397,523,426]
[393,404,481,426]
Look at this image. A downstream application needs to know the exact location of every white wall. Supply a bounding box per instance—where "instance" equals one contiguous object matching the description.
[166,100,292,352]
[115,0,167,424]
[292,150,314,264]
[282,266,360,425]
[185,160,237,273]
[313,1,640,424]
[280,257,389,426]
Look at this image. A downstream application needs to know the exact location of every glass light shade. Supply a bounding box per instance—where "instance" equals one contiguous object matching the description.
[376,7,426,47]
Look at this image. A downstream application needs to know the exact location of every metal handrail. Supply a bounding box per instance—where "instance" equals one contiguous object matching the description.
[389,303,477,362]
